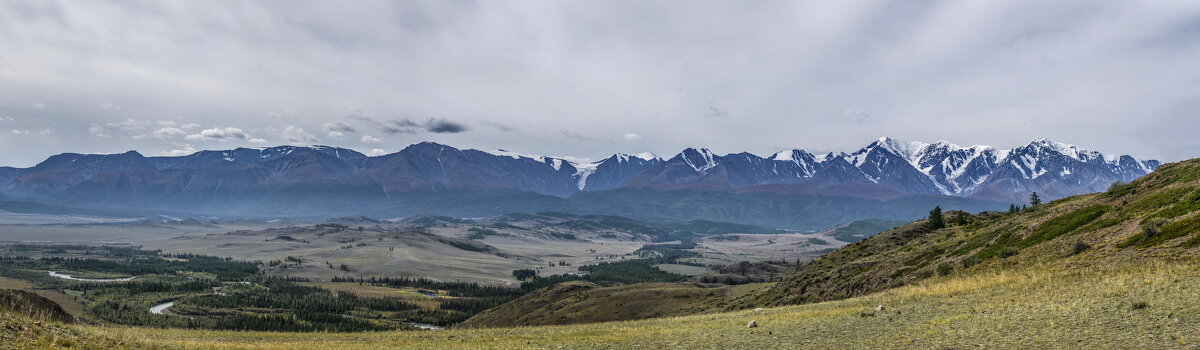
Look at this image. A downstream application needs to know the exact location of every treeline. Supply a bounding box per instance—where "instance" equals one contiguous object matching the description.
[89,300,394,332]
[437,297,513,314]
[330,276,524,298]
[186,279,418,313]
[80,280,214,296]
[634,243,706,267]
[26,256,258,280]
[3,244,157,258]
[519,259,687,291]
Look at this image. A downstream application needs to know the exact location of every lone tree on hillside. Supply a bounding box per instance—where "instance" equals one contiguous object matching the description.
[954,211,968,226]
[1030,192,1042,207]
[927,206,945,230]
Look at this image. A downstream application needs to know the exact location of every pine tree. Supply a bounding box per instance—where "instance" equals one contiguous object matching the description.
[927,206,945,230]
[1008,204,1018,214]
[954,211,968,226]
[1030,192,1042,206]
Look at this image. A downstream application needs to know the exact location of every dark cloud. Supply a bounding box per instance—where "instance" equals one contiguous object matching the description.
[371,118,467,134]
[425,119,467,133]
[323,122,357,133]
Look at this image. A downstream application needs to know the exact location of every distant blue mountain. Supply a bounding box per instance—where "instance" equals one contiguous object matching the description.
[0,138,1159,229]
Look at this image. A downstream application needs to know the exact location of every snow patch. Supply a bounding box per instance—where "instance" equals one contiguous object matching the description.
[573,162,600,190]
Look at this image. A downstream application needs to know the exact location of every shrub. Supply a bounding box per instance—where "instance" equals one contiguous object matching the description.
[961,256,981,269]
[1141,218,1165,240]
[1068,241,1092,256]
[1120,217,1194,248]
[936,262,953,276]
[998,246,1020,258]
[1131,301,1149,310]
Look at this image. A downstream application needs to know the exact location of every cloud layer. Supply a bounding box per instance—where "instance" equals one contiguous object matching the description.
[1,1,1199,166]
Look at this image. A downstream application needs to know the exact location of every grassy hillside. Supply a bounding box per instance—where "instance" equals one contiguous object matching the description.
[457,281,771,328]
[6,258,1192,349]
[824,218,910,242]
[759,159,1200,305]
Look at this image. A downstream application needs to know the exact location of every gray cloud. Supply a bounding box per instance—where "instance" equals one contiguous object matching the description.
[0,1,1199,166]
[354,116,468,135]
[425,119,467,133]
[323,122,357,134]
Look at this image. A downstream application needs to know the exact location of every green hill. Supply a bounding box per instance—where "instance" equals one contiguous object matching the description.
[759,159,1200,305]
[457,281,770,328]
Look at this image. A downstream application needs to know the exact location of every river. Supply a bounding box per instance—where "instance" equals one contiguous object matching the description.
[409,323,445,330]
[149,301,175,315]
[47,271,136,282]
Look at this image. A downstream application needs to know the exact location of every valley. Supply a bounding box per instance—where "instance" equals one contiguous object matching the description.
[5,156,1198,348]
[0,211,868,334]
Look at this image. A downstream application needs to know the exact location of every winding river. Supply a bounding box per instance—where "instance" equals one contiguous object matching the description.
[49,271,449,327]
[47,271,135,282]
[149,301,175,315]
[409,323,445,330]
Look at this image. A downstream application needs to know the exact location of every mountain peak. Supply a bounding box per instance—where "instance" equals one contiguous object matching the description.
[870,137,933,162]
[676,148,719,172]
[610,152,659,163]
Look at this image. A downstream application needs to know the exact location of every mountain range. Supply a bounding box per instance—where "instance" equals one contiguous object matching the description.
[0,138,1158,229]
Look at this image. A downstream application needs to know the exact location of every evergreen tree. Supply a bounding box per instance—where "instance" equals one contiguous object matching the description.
[927,206,945,230]
[1008,204,1018,214]
[1030,192,1042,206]
[954,211,968,226]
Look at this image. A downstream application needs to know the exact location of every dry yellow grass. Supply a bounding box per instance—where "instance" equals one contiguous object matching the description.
[54,258,1197,349]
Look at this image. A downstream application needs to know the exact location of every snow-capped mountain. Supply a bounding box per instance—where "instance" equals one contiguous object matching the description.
[0,138,1161,220]
[614,137,1159,202]
[574,153,661,191]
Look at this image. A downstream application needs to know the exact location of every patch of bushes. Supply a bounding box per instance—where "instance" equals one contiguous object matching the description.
[1184,233,1200,248]
[960,256,981,269]
[1145,215,1200,247]
[972,231,1020,261]
[1119,216,1200,248]
[936,262,953,276]
[950,224,1018,257]
[1117,187,1193,219]
[547,232,578,240]
[1145,189,1200,221]
[1020,205,1110,248]
[1068,241,1092,256]
[1105,181,1137,198]
[903,247,944,268]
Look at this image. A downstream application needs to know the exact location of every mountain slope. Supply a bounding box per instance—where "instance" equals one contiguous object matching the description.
[758,158,1200,305]
[456,282,770,328]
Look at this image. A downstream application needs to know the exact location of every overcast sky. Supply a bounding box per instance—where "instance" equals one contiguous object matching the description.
[1,1,1199,167]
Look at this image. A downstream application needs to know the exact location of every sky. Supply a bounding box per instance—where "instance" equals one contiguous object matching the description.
[1,1,1199,167]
